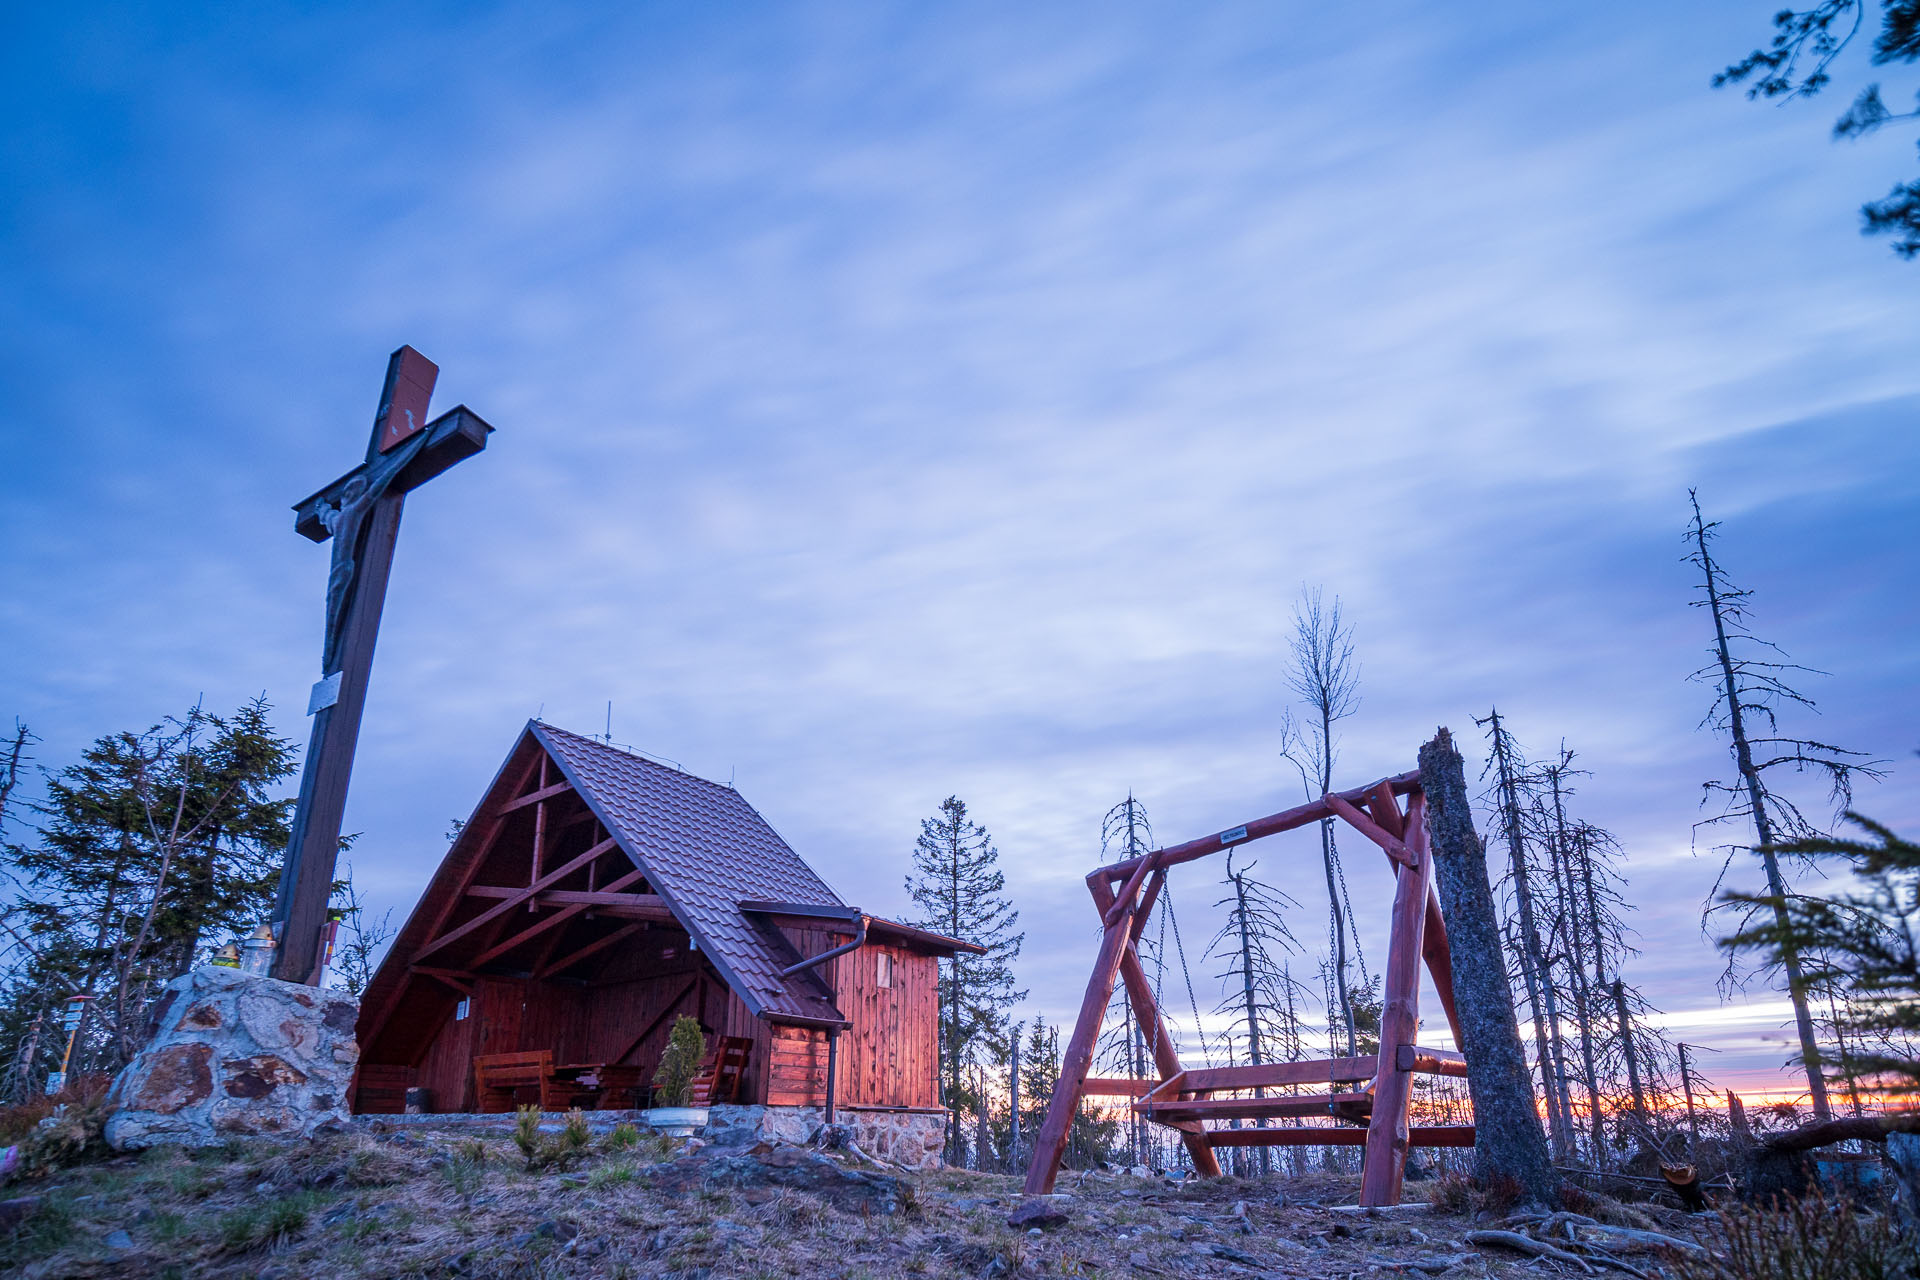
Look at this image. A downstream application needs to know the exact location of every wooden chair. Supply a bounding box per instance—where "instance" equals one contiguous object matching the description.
[472,1050,553,1113]
[690,1036,753,1106]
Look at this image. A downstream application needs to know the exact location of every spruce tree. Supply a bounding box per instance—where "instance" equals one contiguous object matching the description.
[1019,1015,1117,1171]
[0,699,296,1074]
[905,795,1025,1161]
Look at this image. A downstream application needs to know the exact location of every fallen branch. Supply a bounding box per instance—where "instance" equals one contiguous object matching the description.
[1570,1223,1709,1258]
[1466,1229,1593,1273]
[1760,1111,1920,1154]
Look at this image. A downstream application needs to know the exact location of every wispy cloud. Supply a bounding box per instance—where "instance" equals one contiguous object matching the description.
[2,1,1915,1093]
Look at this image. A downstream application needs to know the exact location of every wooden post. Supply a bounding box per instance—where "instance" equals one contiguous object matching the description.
[1361,791,1430,1207]
[273,491,406,980]
[1351,784,1463,1049]
[529,757,548,908]
[1096,875,1221,1181]
[1020,868,1219,1191]
[1023,908,1137,1194]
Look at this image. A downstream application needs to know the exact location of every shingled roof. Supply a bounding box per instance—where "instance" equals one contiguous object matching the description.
[357,719,980,1058]
[531,722,850,1024]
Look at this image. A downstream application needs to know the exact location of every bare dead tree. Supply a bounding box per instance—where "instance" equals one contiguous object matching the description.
[1477,709,1578,1165]
[1095,794,1155,1166]
[1536,758,1610,1168]
[1280,586,1365,1056]
[1204,850,1304,1176]
[0,720,32,836]
[1687,489,1886,1121]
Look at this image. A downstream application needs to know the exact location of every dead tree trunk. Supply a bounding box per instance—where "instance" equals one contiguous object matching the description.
[1689,492,1838,1121]
[1419,728,1557,1204]
[1548,797,1608,1167]
[1480,711,1577,1164]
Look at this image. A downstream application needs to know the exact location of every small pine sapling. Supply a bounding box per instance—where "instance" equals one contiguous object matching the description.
[652,1015,707,1108]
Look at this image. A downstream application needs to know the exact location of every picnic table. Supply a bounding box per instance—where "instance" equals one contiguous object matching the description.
[472,1052,646,1112]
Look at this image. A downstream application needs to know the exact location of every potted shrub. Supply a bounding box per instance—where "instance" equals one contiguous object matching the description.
[646,1015,709,1136]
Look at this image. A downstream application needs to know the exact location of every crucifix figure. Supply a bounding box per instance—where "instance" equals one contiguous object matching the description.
[271,346,495,983]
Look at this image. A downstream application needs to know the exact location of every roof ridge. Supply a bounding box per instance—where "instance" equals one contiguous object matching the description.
[532,720,736,792]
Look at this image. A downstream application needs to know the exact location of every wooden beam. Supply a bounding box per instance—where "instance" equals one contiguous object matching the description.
[529,757,549,907]
[1095,770,1420,884]
[1209,1125,1475,1149]
[499,779,572,813]
[1102,850,1161,927]
[1327,793,1415,868]
[1417,789,1465,1051]
[1397,1045,1469,1077]
[1367,780,1407,841]
[533,921,645,982]
[470,868,645,966]
[1139,1092,1373,1123]
[1352,789,1464,1052]
[414,836,619,961]
[1180,1057,1377,1093]
[1084,1077,1156,1098]
[409,966,475,996]
[1022,904,1138,1194]
[1095,871,1221,1181]
[466,887,674,918]
[1361,787,1432,1207]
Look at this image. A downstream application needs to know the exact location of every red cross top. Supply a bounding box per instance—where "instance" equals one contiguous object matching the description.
[374,346,440,454]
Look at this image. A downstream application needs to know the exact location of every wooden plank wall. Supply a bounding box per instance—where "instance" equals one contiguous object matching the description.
[766,1024,830,1106]
[834,943,939,1108]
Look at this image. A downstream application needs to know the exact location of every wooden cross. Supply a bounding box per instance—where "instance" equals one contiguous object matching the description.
[270,346,495,983]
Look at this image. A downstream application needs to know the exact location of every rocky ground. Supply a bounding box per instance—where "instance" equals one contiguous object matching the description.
[1,1124,1718,1280]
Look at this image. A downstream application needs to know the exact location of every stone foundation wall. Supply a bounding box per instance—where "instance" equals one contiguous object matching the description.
[705,1104,947,1170]
[105,967,358,1150]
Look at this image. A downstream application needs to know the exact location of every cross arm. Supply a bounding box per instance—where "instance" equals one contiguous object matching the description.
[293,406,495,542]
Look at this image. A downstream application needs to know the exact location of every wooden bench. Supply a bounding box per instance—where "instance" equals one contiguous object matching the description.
[472,1050,557,1113]
[353,1063,414,1115]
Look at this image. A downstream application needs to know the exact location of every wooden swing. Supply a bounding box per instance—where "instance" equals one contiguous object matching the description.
[1023,768,1472,1207]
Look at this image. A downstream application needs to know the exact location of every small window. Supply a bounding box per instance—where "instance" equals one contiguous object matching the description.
[454,998,470,1022]
[876,952,893,989]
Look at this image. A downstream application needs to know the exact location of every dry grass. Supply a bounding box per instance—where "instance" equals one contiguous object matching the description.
[0,1128,1839,1280]
[1670,1190,1917,1280]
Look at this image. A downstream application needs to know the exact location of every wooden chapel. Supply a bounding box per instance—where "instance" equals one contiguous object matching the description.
[352,721,980,1117]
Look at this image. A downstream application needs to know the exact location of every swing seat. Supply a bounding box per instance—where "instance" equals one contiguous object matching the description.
[1130,1048,1468,1136]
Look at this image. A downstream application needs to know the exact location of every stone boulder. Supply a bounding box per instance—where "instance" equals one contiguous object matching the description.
[703,1103,947,1170]
[649,1145,912,1215]
[105,966,359,1150]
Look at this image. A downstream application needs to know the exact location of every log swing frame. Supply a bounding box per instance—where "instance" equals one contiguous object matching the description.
[1023,766,1473,1206]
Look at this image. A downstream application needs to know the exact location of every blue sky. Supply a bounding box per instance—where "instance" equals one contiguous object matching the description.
[3,2,1916,1098]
